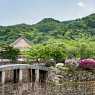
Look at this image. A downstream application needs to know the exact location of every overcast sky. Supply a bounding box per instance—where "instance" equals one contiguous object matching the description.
[0,0,95,26]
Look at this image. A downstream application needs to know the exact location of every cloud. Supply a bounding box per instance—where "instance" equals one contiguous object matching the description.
[87,7,95,12]
[77,1,85,7]
[77,1,95,12]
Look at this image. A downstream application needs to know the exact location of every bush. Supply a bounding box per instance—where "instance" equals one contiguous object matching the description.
[79,59,95,69]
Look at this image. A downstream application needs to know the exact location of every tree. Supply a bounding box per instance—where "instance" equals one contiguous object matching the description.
[0,44,20,62]
[26,41,67,63]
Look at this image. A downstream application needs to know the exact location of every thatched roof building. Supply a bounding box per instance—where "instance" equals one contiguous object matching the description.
[10,37,31,50]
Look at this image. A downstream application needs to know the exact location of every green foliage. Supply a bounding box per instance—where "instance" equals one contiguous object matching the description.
[0,13,95,44]
[26,41,67,63]
[26,39,95,62]
[0,44,20,61]
[0,13,95,60]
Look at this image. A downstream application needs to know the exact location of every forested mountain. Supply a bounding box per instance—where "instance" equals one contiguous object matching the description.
[0,13,95,44]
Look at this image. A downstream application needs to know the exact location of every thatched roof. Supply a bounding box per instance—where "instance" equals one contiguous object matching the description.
[10,37,31,49]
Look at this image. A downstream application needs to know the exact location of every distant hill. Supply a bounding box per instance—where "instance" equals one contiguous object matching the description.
[0,13,95,44]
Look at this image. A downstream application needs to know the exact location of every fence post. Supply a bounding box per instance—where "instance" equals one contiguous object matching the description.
[1,71,5,84]
[19,69,23,82]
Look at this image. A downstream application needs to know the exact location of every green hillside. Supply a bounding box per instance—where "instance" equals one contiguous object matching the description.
[0,13,95,44]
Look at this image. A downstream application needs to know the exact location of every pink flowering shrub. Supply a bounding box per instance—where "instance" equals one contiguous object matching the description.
[79,59,95,69]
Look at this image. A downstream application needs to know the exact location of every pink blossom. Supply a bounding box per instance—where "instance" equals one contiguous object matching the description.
[79,59,95,69]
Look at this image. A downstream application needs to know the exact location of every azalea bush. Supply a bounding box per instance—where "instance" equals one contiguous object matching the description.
[79,59,95,69]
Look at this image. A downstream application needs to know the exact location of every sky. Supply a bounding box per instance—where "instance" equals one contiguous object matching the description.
[0,0,95,26]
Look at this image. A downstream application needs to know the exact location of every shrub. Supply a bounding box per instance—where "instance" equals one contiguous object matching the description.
[79,59,95,69]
